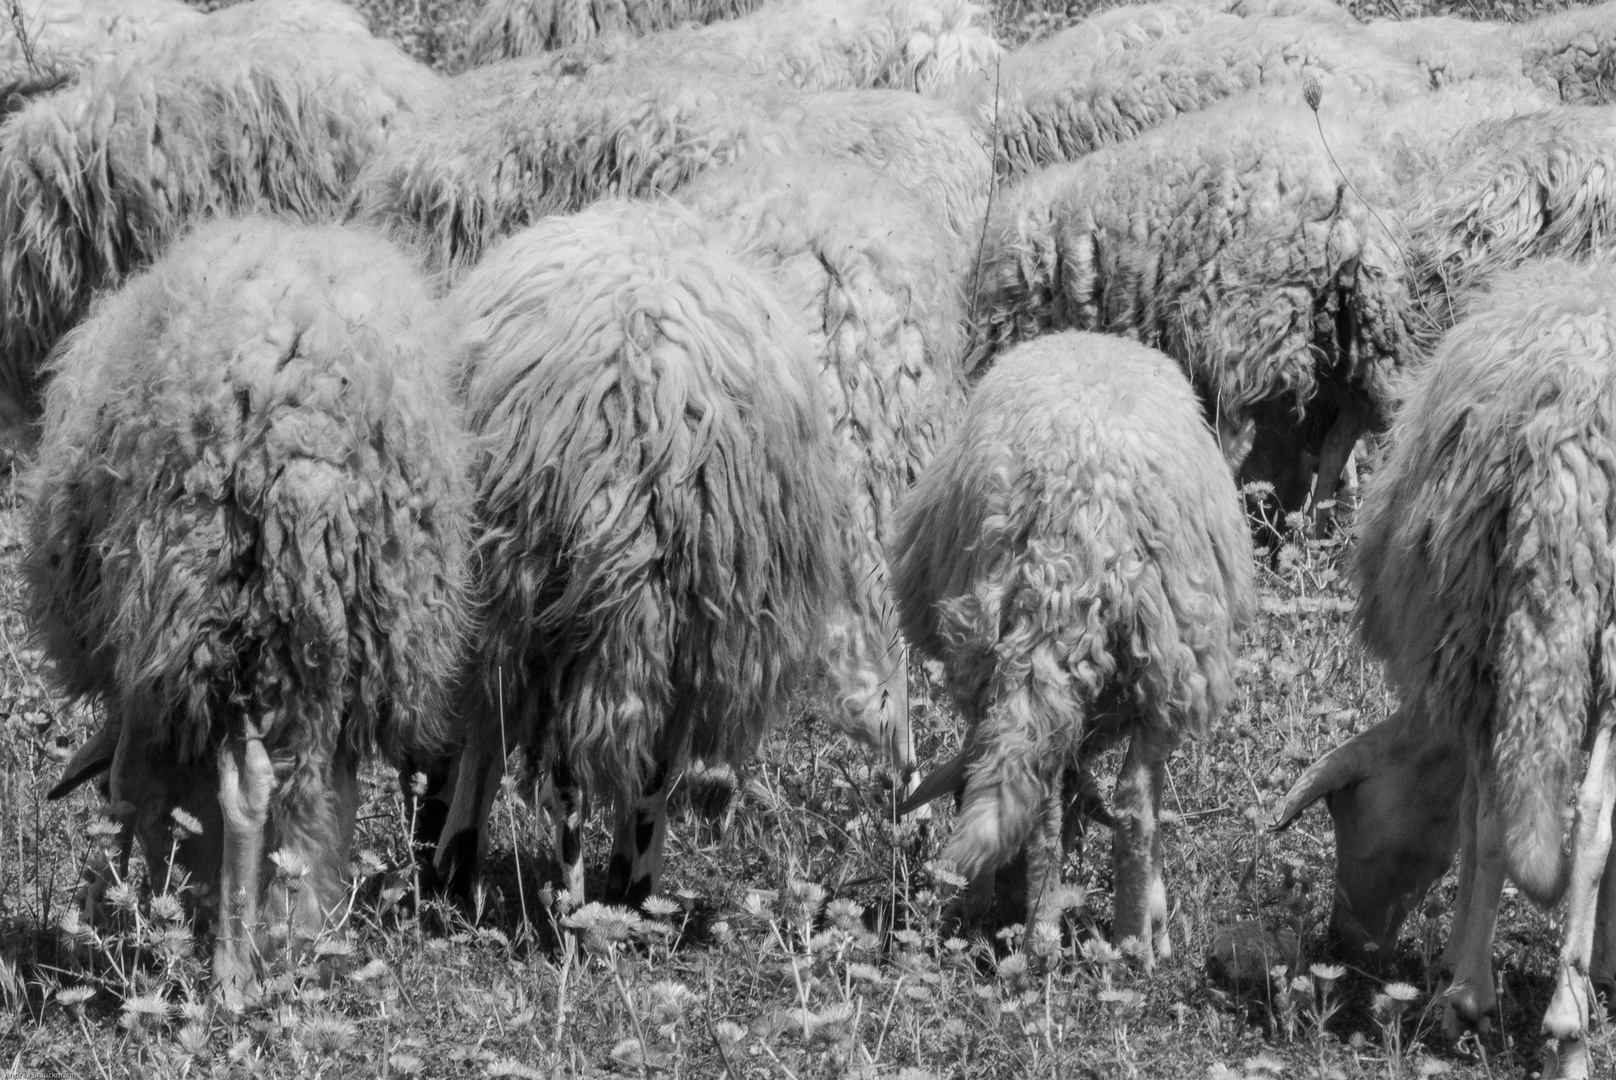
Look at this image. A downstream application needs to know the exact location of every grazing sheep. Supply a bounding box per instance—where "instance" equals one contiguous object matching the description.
[33,215,473,1005]
[427,199,841,908]
[677,152,968,780]
[352,59,990,274]
[1402,105,1616,351]
[0,15,443,459]
[954,9,1425,178]
[1273,259,1616,1080]
[971,99,1412,522]
[465,0,759,61]
[894,330,1253,964]
[469,0,997,94]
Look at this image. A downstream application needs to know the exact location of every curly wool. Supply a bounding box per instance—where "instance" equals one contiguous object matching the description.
[470,0,997,93]
[891,331,1253,876]
[353,61,990,273]
[26,214,474,799]
[955,9,1425,177]
[1402,106,1616,353]
[678,153,967,763]
[1354,259,1616,905]
[972,100,1411,431]
[449,199,842,807]
[0,20,444,447]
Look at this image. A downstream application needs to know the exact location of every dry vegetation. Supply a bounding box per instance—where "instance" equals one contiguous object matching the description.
[1,0,1614,1078]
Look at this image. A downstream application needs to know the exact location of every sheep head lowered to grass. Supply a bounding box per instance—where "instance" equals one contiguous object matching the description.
[31,215,473,1007]
[1274,259,1616,1080]
[894,330,1254,965]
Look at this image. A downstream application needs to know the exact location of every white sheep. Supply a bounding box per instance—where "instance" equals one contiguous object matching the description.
[33,215,473,1006]
[677,152,969,784]
[426,199,842,907]
[1274,258,1616,1080]
[469,0,998,94]
[971,98,1412,523]
[352,60,990,274]
[0,6,444,460]
[894,330,1253,963]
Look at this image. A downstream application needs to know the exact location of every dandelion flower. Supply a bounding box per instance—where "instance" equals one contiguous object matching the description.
[178,1022,210,1056]
[121,993,170,1025]
[298,1013,357,1057]
[996,953,1028,981]
[390,1052,424,1075]
[315,937,354,958]
[56,985,94,1010]
[1384,982,1419,1003]
[351,958,389,984]
[170,808,203,837]
[847,963,884,985]
[1310,963,1346,983]
[86,818,123,839]
[269,850,310,881]
[149,893,184,923]
[826,898,863,928]
[714,1020,746,1047]
[640,895,680,918]
[485,1059,545,1078]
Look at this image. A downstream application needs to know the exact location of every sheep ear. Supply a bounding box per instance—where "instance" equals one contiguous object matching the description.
[47,721,122,801]
[897,749,971,817]
[1268,728,1385,832]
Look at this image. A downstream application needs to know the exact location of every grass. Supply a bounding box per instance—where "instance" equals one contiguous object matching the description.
[2,0,1615,1077]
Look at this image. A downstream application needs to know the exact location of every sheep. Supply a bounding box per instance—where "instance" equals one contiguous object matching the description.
[465,0,757,61]
[1272,258,1616,1080]
[971,98,1413,525]
[468,0,998,95]
[893,330,1253,964]
[351,59,991,275]
[424,199,842,908]
[32,215,473,1005]
[952,8,1427,179]
[675,152,969,783]
[0,14,444,461]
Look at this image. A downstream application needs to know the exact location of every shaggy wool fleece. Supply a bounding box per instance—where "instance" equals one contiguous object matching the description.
[472,0,997,94]
[353,59,990,274]
[1355,258,1616,905]
[26,213,473,828]
[466,0,760,61]
[1403,105,1616,352]
[953,6,1423,177]
[449,199,842,807]
[891,331,1253,876]
[679,153,967,769]
[0,17,444,448]
[972,99,1410,433]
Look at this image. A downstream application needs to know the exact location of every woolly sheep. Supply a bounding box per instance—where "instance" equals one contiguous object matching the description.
[971,99,1412,521]
[425,199,841,908]
[33,215,473,1005]
[1273,259,1616,1080]
[953,8,1425,178]
[470,0,998,94]
[677,152,968,780]
[894,330,1253,964]
[466,0,757,61]
[352,60,990,274]
[0,14,444,459]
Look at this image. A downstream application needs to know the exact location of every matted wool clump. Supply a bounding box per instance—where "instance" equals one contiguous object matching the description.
[893,330,1253,961]
[471,0,998,94]
[353,60,991,274]
[466,0,761,62]
[679,153,968,778]
[957,11,1428,178]
[1,0,198,87]
[31,215,474,1002]
[0,19,444,452]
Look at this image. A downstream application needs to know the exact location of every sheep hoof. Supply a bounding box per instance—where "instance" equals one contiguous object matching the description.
[1543,966,1591,1042]
[1441,986,1494,1041]
[1543,1037,1589,1080]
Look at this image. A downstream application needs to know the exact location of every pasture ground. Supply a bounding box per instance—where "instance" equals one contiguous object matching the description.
[1,0,1612,1076]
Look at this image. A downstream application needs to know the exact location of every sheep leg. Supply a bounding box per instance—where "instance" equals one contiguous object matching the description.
[1541,715,1616,1079]
[401,751,458,886]
[604,760,670,910]
[1439,768,1480,1035]
[1112,730,1169,969]
[1023,784,1065,952]
[434,736,505,905]
[1589,811,1616,1011]
[1443,770,1507,1035]
[266,746,362,956]
[214,727,274,1010]
[1308,400,1366,538]
[547,756,586,904]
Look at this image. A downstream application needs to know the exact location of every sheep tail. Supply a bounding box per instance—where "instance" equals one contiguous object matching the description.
[942,662,1075,880]
[1492,439,1615,907]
